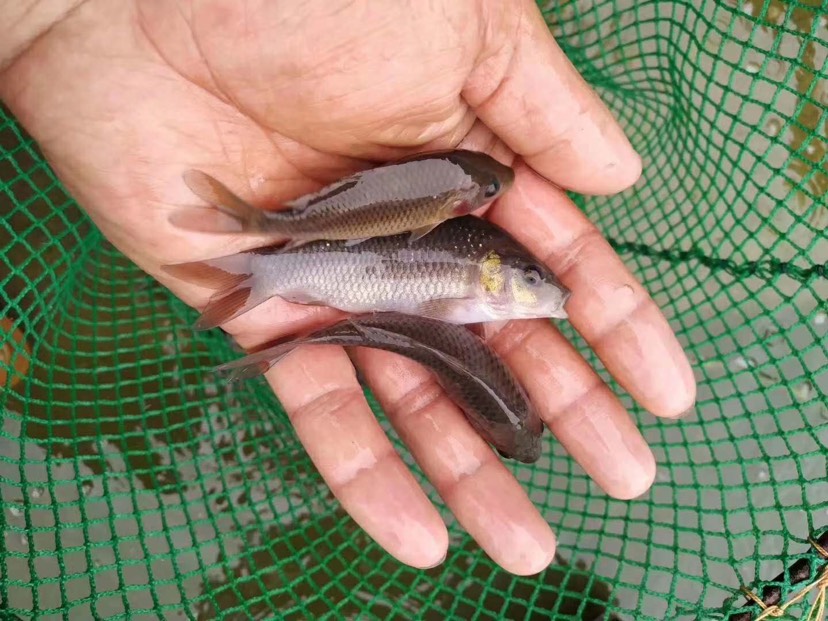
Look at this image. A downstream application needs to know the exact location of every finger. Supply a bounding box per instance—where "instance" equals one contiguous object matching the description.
[351,347,557,576]
[480,319,655,499]
[265,345,448,568]
[488,163,696,418]
[465,0,641,195]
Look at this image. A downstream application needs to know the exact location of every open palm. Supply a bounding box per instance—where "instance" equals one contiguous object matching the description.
[1,0,695,574]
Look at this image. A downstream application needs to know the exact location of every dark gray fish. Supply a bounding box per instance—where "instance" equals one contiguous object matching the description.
[217,313,544,463]
[169,150,515,244]
[162,215,570,330]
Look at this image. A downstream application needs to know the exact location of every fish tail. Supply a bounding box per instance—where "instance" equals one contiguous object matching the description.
[216,342,299,381]
[196,286,266,331]
[161,253,251,289]
[161,252,269,330]
[169,169,272,234]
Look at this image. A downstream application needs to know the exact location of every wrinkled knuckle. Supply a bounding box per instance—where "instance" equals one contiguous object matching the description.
[545,227,606,278]
[333,448,396,489]
[440,458,499,501]
[543,381,604,426]
[487,320,546,360]
[384,378,446,423]
[289,387,365,424]
[589,295,650,346]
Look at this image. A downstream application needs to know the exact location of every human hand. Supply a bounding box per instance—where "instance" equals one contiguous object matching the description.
[0,0,695,575]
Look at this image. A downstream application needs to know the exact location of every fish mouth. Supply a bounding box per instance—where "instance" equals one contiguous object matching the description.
[552,307,569,320]
[539,291,571,320]
[510,441,542,464]
[499,427,543,464]
[555,290,573,319]
[497,447,540,464]
[499,166,516,190]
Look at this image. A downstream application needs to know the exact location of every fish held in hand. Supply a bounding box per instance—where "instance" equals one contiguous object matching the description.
[161,215,571,330]
[169,150,515,243]
[218,313,544,463]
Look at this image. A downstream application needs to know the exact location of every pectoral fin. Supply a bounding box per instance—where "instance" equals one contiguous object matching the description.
[344,237,371,247]
[408,223,439,243]
[216,342,299,381]
[414,297,485,323]
[280,291,328,306]
[280,238,312,250]
[195,286,260,331]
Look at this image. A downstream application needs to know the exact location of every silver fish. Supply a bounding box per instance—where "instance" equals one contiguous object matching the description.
[169,150,514,244]
[162,215,571,330]
[218,313,544,463]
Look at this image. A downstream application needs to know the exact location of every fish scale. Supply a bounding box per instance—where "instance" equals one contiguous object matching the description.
[162,216,571,329]
[284,159,474,237]
[250,219,487,312]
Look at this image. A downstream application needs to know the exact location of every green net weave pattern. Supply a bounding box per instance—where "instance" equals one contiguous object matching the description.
[1,0,827,619]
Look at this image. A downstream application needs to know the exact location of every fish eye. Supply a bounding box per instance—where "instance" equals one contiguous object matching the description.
[522,265,542,286]
[484,179,500,198]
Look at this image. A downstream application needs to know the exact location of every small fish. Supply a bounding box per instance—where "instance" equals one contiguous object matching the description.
[162,215,570,330]
[170,150,515,244]
[217,313,544,463]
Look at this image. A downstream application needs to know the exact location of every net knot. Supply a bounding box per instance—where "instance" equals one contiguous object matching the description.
[742,586,785,619]
[742,543,828,621]
[755,605,785,619]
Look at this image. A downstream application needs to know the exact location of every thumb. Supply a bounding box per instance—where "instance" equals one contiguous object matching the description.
[464,0,642,195]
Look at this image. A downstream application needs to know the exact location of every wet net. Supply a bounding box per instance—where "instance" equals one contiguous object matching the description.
[1,0,827,619]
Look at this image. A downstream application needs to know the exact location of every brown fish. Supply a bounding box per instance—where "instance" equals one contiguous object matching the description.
[169,150,514,244]
[217,313,545,463]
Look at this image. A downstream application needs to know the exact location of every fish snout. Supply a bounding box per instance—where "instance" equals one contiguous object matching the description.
[506,427,543,464]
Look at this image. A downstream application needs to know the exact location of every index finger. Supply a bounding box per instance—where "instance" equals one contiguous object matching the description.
[488,162,696,419]
[465,0,641,195]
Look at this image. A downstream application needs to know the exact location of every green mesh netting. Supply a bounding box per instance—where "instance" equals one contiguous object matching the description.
[1,0,827,619]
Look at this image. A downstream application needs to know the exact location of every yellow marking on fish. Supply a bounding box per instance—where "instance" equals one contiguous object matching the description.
[511,278,537,306]
[480,251,504,294]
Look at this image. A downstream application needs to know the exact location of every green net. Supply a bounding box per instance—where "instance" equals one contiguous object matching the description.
[1,0,827,619]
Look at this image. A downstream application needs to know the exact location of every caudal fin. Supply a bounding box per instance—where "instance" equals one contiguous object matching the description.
[169,169,271,234]
[216,342,300,381]
[161,252,269,330]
